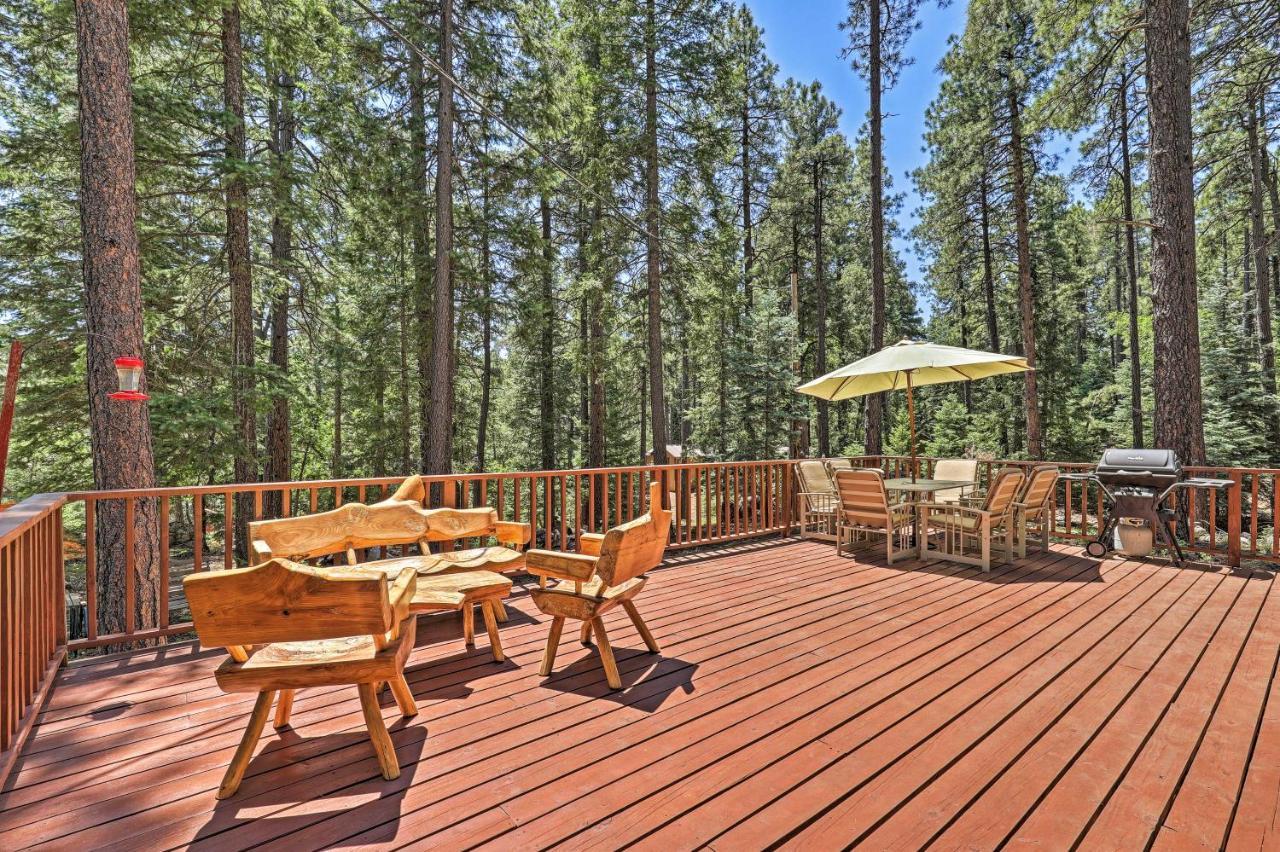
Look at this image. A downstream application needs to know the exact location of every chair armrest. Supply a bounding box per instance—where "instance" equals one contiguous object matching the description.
[916,502,989,521]
[388,566,417,622]
[251,539,273,563]
[495,520,531,548]
[526,549,598,582]
[888,501,915,513]
[579,532,606,556]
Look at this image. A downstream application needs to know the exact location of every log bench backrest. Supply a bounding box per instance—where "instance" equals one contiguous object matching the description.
[249,501,435,562]
[596,481,673,587]
[185,558,394,647]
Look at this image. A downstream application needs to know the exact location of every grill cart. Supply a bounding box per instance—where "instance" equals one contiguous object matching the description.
[1062,449,1232,565]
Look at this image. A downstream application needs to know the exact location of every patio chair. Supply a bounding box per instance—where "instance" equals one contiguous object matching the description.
[833,468,916,565]
[1013,464,1060,557]
[918,466,1025,571]
[931,458,978,504]
[526,481,671,690]
[826,457,854,475]
[796,459,839,541]
[184,558,418,798]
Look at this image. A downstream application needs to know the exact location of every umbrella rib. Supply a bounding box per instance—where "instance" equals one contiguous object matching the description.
[952,366,974,380]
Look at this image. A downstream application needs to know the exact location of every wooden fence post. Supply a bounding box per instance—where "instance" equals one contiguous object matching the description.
[1228,469,1243,568]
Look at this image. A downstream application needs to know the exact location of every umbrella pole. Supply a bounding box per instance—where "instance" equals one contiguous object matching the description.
[907,370,917,483]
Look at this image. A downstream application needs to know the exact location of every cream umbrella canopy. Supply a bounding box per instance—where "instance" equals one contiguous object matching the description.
[796,339,1032,481]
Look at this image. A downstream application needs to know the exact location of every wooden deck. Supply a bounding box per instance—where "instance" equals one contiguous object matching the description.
[2,538,1279,850]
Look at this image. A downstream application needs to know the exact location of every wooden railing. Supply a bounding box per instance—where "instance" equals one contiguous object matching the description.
[1,453,1275,790]
[0,492,67,786]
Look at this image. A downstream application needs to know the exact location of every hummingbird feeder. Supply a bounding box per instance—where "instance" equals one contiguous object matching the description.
[108,357,149,401]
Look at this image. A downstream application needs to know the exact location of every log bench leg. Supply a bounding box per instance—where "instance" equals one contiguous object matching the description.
[218,689,276,799]
[481,599,505,663]
[356,682,400,781]
[273,689,295,729]
[462,602,475,647]
[388,673,418,717]
[591,617,622,690]
[541,616,565,676]
[493,600,509,623]
[580,620,593,645]
[623,600,660,653]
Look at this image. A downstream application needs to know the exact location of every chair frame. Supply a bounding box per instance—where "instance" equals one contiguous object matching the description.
[1012,465,1060,557]
[917,467,1026,571]
[525,481,671,689]
[833,468,916,565]
[796,460,839,542]
[184,558,418,798]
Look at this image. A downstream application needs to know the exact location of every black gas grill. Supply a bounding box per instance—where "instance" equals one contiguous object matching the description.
[1064,448,1231,565]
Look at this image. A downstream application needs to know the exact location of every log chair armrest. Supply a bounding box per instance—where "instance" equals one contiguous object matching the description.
[495,520,532,549]
[525,549,598,582]
[388,566,417,623]
[251,539,273,563]
[578,532,606,556]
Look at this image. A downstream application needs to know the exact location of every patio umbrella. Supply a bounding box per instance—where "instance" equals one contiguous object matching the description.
[795,339,1032,481]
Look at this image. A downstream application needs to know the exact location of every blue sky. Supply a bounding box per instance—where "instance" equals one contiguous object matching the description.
[745,0,970,311]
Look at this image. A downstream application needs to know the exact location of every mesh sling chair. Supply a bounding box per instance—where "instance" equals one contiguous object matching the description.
[1013,465,1060,557]
[525,481,672,690]
[184,558,418,798]
[796,459,840,541]
[833,468,916,564]
[918,467,1026,571]
[930,458,979,504]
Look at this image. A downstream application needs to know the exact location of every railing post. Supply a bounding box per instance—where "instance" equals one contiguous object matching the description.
[1228,469,1243,568]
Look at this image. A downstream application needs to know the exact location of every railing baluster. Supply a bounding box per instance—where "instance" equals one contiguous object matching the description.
[124,497,136,637]
[193,493,203,572]
[85,497,97,641]
[160,496,170,631]
[222,491,233,570]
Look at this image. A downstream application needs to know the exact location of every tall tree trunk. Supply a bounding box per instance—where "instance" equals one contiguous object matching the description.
[427,0,455,476]
[864,0,886,456]
[476,175,492,483]
[958,265,972,411]
[75,0,160,637]
[223,0,255,555]
[1006,76,1042,458]
[398,288,411,473]
[539,193,555,470]
[644,0,668,472]
[1247,96,1278,440]
[741,96,754,309]
[979,168,1000,351]
[790,219,808,458]
[588,203,606,471]
[1245,227,1257,342]
[409,40,431,472]
[1112,225,1124,369]
[265,69,294,515]
[1118,73,1144,447]
[332,301,343,478]
[813,159,830,457]
[1144,0,1205,463]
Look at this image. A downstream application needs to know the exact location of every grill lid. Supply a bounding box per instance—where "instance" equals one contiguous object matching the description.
[1095,448,1182,488]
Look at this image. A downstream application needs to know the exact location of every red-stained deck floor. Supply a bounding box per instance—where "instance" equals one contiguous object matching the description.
[2,538,1279,850]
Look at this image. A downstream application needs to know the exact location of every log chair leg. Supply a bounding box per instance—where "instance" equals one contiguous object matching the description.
[591,617,622,690]
[273,689,295,729]
[218,689,276,799]
[462,602,475,648]
[540,616,565,676]
[622,600,659,654]
[356,682,400,781]
[481,599,505,663]
[388,673,418,717]
[493,599,510,623]
[579,620,593,645]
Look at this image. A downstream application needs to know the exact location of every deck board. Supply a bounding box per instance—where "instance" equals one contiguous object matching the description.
[1,538,1277,850]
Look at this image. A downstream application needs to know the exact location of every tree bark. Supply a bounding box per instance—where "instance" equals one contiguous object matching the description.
[1245,227,1257,342]
[408,38,431,472]
[979,168,1000,352]
[813,159,830,457]
[644,0,668,472]
[1006,75,1042,458]
[265,68,294,514]
[742,96,754,309]
[1247,97,1278,439]
[477,173,492,482]
[864,0,886,456]
[539,193,555,470]
[588,204,605,471]
[426,0,455,477]
[1144,0,1205,463]
[223,0,255,553]
[75,0,160,638]
[1118,73,1144,447]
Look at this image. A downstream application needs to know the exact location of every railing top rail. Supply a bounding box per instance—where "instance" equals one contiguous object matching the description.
[0,492,66,549]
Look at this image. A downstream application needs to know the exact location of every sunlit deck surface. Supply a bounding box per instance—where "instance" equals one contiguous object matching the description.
[3,538,1280,850]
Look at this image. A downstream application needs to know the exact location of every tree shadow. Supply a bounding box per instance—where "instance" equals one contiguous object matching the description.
[193,716,427,846]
